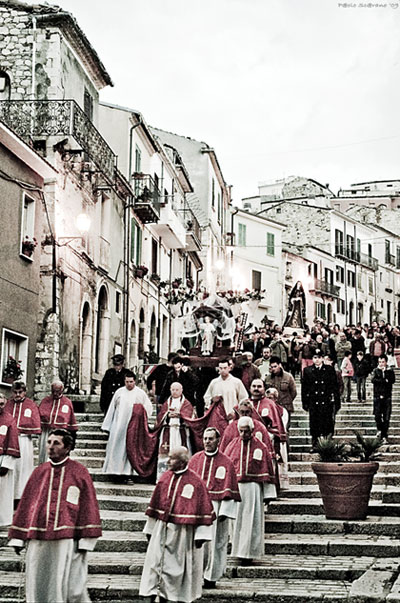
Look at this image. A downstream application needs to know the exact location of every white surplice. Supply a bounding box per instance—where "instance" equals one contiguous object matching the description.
[14,434,34,498]
[231,481,270,559]
[101,385,152,475]
[0,454,17,526]
[139,516,212,603]
[203,375,248,416]
[204,497,238,582]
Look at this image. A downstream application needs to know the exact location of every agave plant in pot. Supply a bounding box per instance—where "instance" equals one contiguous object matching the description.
[311,432,382,520]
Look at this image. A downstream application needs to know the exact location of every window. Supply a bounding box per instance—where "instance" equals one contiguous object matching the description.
[397,246,400,269]
[211,179,215,209]
[1,328,28,386]
[238,223,246,247]
[115,291,121,314]
[324,268,334,284]
[266,232,275,256]
[315,301,326,319]
[134,146,141,173]
[347,271,355,287]
[83,89,94,120]
[336,299,345,314]
[151,238,158,274]
[368,277,374,295]
[336,266,344,283]
[130,218,142,265]
[252,270,261,291]
[217,192,221,223]
[335,229,344,256]
[346,234,355,260]
[357,272,363,290]
[21,194,36,259]
[0,70,11,100]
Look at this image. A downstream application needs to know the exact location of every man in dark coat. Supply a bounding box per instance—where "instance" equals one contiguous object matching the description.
[159,356,198,407]
[302,350,341,450]
[371,354,395,444]
[99,354,129,414]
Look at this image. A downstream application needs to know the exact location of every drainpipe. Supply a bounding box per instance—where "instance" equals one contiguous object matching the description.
[31,16,37,99]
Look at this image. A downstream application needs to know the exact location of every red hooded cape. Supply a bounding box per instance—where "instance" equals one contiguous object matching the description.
[219,418,274,458]
[253,397,287,442]
[146,467,215,526]
[0,412,20,457]
[5,398,41,435]
[224,436,275,484]
[39,395,78,431]
[188,449,241,501]
[126,398,229,477]
[8,457,102,541]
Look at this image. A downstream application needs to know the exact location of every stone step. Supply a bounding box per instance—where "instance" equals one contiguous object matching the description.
[268,498,400,517]
[279,484,388,501]
[288,471,400,487]
[263,514,400,537]
[289,460,400,473]
[97,495,148,513]
[94,530,147,553]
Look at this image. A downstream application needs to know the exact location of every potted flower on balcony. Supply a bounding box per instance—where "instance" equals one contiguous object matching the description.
[2,356,24,384]
[134,265,148,279]
[150,273,161,285]
[21,236,38,258]
[311,432,382,520]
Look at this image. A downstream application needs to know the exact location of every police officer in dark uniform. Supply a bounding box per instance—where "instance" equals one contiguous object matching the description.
[301,349,340,451]
[100,354,129,414]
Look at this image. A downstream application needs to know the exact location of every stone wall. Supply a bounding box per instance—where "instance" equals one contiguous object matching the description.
[0,6,32,98]
[263,202,331,250]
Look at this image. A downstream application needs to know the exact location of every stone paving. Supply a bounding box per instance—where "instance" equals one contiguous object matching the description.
[2,375,400,601]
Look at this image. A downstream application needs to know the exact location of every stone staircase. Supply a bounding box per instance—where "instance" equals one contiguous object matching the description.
[2,374,400,601]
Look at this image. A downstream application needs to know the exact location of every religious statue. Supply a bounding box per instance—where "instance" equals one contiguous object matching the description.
[283,280,306,330]
[200,315,216,356]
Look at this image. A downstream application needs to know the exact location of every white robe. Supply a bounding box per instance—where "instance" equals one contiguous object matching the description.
[23,538,97,603]
[204,498,238,582]
[0,454,17,526]
[157,396,193,481]
[139,516,212,603]
[102,385,152,475]
[38,425,51,464]
[203,375,248,416]
[231,481,269,559]
[14,434,34,499]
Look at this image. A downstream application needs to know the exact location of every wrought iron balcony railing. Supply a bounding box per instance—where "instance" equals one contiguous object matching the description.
[131,173,161,223]
[177,206,202,250]
[335,245,379,271]
[0,99,117,183]
[314,279,340,297]
[385,252,396,266]
[358,252,378,271]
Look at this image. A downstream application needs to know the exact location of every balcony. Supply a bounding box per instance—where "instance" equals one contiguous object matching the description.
[0,99,116,183]
[177,207,202,251]
[151,203,186,248]
[385,252,396,266]
[132,173,161,224]
[314,279,340,298]
[335,245,379,271]
[358,252,378,271]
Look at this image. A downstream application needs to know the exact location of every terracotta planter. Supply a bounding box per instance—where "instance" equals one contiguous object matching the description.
[311,461,379,520]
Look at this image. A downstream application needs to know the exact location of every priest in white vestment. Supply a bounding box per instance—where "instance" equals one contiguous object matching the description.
[139,447,215,603]
[102,371,152,476]
[203,359,248,418]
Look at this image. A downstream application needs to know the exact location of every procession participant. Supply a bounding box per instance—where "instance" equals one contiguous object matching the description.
[189,428,241,589]
[155,382,196,479]
[102,371,152,480]
[99,353,130,415]
[302,350,340,451]
[0,394,20,526]
[5,380,41,505]
[139,447,215,603]
[204,358,248,418]
[8,429,101,603]
[38,380,78,464]
[240,351,261,393]
[249,379,287,441]
[254,346,272,380]
[371,354,396,444]
[219,398,273,454]
[264,356,297,427]
[225,416,276,565]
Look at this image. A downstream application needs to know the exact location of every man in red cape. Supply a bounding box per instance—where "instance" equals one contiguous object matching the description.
[220,398,275,458]
[139,446,215,603]
[38,380,78,464]
[8,428,101,603]
[0,393,20,526]
[225,416,276,565]
[5,380,41,504]
[189,427,241,589]
[126,395,229,479]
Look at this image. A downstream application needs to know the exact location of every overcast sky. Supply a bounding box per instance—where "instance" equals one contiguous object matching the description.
[56,0,400,202]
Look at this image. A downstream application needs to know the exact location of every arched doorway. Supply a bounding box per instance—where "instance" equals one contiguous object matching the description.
[80,302,92,393]
[129,320,137,368]
[349,301,354,325]
[150,312,157,352]
[95,286,110,374]
[327,303,333,324]
[357,303,364,324]
[138,308,145,360]
[369,304,375,324]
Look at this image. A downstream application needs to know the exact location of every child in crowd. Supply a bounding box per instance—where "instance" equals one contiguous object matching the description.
[341,350,354,403]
